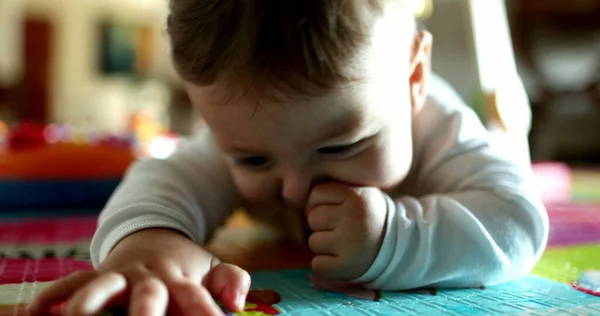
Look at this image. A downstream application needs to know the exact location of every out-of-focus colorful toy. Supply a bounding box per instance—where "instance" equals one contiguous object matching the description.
[218,289,282,316]
[530,162,573,205]
[1,122,135,179]
[129,111,182,159]
[0,122,138,210]
[572,270,600,297]
[0,119,183,210]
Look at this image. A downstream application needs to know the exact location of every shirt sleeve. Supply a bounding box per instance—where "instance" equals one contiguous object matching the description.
[352,75,549,290]
[90,128,240,268]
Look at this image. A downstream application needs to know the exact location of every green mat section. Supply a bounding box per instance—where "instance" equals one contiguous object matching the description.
[572,170,600,202]
[532,244,600,282]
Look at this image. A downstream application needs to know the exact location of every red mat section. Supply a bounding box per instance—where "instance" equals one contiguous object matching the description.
[0,217,97,244]
[0,259,92,285]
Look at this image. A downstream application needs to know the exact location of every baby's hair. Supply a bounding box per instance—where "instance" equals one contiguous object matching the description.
[167,0,402,100]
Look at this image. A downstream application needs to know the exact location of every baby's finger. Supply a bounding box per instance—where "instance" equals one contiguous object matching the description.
[129,276,168,316]
[308,231,337,255]
[29,270,97,315]
[312,254,342,279]
[305,182,347,212]
[204,263,251,312]
[66,272,127,316]
[307,205,340,231]
[169,281,223,316]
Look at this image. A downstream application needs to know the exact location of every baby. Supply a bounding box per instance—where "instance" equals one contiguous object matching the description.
[30,0,549,315]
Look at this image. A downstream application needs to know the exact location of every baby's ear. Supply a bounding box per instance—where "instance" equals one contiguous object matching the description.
[409,31,432,115]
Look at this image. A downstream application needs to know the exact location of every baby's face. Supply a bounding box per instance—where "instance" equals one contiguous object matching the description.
[186,9,431,216]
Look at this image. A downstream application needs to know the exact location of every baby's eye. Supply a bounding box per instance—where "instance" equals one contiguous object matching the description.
[317,141,365,159]
[236,156,272,168]
[317,144,356,155]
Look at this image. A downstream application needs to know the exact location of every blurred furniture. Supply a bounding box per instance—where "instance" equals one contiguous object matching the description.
[424,1,533,164]
[509,0,600,162]
[0,17,53,123]
[463,0,533,165]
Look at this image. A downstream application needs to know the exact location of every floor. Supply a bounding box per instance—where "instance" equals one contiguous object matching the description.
[0,167,598,315]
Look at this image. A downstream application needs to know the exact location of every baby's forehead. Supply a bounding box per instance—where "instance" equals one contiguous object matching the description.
[191,77,368,110]
[190,80,369,129]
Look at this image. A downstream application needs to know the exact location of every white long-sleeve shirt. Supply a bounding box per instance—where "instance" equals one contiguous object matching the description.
[90,74,549,291]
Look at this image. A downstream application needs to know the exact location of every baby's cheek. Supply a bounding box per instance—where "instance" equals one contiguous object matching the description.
[380,148,412,189]
[336,147,407,189]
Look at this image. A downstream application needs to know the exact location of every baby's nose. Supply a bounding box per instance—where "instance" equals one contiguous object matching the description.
[281,170,313,209]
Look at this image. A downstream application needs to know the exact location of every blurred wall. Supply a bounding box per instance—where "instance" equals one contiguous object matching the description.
[425,0,478,105]
[5,0,505,134]
[23,0,176,132]
[0,0,24,88]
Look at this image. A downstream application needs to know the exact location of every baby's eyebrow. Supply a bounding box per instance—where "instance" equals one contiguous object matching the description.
[217,140,268,156]
[223,146,266,156]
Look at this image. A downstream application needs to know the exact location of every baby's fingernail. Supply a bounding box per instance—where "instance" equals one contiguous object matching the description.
[235,291,246,311]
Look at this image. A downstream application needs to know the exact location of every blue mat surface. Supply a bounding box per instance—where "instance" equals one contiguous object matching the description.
[229,269,600,315]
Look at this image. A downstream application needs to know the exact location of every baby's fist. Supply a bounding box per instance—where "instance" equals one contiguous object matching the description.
[305,182,388,281]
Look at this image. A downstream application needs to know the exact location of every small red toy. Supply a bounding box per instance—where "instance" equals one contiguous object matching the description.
[6,122,47,151]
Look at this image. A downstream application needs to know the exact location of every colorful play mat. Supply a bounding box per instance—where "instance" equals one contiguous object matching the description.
[0,166,598,315]
[532,168,600,288]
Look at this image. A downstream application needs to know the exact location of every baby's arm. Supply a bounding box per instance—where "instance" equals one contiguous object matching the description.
[90,127,240,267]
[353,78,549,290]
[28,128,248,315]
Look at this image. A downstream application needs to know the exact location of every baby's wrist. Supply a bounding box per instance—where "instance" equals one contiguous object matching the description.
[352,193,397,285]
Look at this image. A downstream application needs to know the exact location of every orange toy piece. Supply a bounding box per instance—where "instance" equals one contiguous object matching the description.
[0,143,135,180]
[228,290,281,315]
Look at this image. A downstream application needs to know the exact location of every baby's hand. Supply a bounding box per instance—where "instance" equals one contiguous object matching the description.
[28,228,250,316]
[305,182,388,281]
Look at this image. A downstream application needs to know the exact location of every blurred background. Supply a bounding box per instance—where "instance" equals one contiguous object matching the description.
[0,3,598,310]
[0,0,598,210]
[0,3,598,309]
[0,0,190,151]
